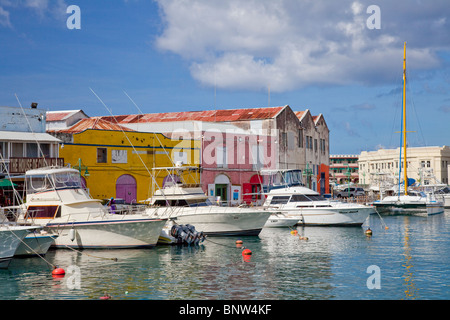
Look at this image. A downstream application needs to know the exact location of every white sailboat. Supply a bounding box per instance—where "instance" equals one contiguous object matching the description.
[262,169,374,226]
[372,43,444,216]
[18,166,167,249]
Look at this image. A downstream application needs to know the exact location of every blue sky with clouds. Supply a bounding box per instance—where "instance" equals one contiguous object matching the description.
[1,0,449,154]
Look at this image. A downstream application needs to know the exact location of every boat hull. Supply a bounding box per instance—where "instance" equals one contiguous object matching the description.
[279,206,373,226]
[0,226,36,268]
[14,232,57,256]
[45,218,167,249]
[264,215,299,228]
[163,208,271,236]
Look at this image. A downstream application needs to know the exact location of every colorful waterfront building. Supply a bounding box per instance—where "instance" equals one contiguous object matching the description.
[95,105,330,202]
[329,154,359,185]
[50,117,200,203]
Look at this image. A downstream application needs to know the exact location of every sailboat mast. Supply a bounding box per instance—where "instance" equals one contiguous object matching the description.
[402,42,408,195]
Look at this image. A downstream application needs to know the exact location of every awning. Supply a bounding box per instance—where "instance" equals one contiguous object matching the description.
[0,179,17,188]
[0,131,61,143]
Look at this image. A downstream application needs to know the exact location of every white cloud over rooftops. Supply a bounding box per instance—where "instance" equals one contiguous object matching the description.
[155,0,449,92]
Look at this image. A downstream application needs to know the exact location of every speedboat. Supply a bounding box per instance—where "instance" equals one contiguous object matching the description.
[18,166,167,249]
[262,169,374,226]
[145,183,272,236]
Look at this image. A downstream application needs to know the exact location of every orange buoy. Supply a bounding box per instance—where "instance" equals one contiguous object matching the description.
[236,240,243,244]
[365,228,373,236]
[242,248,252,256]
[290,230,298,235]
[52,267,65,277]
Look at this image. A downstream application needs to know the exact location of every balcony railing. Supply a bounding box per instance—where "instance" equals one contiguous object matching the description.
[3,157,64,174]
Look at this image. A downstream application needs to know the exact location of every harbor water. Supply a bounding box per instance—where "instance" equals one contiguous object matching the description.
[1,210,449,300]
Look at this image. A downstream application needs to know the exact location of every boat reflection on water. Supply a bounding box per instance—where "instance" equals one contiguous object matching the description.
[402,217,418,300]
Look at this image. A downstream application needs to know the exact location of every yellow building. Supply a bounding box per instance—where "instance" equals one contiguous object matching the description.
[54,119,200,203]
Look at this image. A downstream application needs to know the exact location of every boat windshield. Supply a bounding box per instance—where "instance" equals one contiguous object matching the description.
[153,198,212,207]
[262,169,303,192]
[26,171,83,194]
[290,194,326,202]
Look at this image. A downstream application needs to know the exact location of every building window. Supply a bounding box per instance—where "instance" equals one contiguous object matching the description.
[298,129,303,148]
[11,143,24,158]
[97,148,107,163]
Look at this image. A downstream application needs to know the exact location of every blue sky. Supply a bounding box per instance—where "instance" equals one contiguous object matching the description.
[1,0,449,154]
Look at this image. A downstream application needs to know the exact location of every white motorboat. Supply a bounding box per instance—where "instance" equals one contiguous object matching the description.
[1,206,57,256]
[145,184,272,236]
[15,230,58,256]
[0,224,39,268]
[18,167,167,249]
[262,169,374,226]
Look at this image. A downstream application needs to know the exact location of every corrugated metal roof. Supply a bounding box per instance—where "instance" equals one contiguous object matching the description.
[104,106,287,124]
[46,110,85,122]
[59,117,134,133]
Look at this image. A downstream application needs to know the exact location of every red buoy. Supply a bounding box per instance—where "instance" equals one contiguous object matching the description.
[242,248,252,256]
[52,267,65,277]
[100,294,112,300]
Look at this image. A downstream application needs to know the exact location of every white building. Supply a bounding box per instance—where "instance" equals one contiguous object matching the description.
[358,146,450,186]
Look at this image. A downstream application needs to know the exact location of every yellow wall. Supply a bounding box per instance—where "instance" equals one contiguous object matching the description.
[59,129,200,202]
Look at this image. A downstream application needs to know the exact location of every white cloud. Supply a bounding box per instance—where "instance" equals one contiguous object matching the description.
[155,0,449,92]
[0,0,67,27]
[0,6,11,27]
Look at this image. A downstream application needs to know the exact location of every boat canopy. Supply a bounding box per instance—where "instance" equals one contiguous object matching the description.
[25,167,83,194]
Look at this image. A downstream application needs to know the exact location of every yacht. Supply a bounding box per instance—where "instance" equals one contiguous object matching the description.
[145,183,272,236]
[262,169,374,226]
[18,167,167,249]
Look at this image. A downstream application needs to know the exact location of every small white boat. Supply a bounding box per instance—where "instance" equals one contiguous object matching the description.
[1,206,57,256]
[145,184,272,236]
[264,213,299,228]
[18,167,167,249]
[0,224,39,268]
[15,231,58,256]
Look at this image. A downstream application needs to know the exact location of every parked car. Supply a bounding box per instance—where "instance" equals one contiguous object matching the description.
[336,187,365,198]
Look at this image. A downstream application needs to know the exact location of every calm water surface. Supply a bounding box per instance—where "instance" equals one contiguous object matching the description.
[1,210,449,300]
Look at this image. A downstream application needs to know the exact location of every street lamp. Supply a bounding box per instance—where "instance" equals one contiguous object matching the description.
[75,158,90,178]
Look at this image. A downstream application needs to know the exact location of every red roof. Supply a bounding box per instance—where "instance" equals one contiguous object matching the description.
[46,110,87,121]
[59,117,134,133]
[100,106,287,124]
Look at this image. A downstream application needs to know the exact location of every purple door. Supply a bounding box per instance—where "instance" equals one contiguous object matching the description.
[116,175,137,204]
